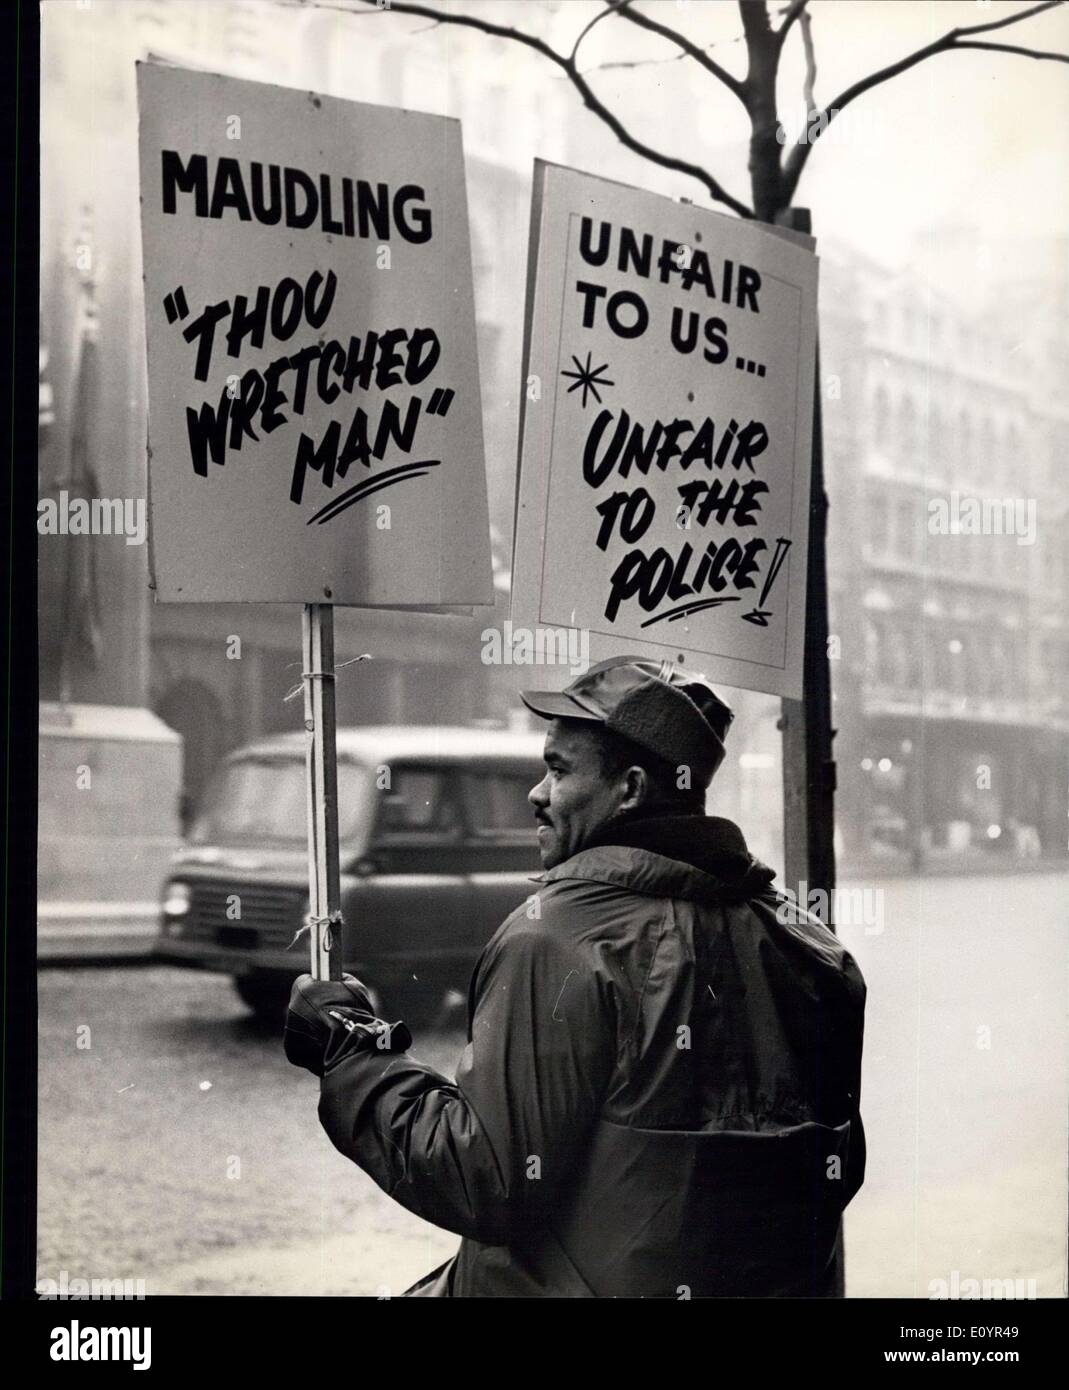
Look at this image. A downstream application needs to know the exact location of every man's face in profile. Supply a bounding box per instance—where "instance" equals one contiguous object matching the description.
[528,719,626,869]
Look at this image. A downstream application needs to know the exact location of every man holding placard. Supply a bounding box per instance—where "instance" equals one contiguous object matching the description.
[285,655,866,1297]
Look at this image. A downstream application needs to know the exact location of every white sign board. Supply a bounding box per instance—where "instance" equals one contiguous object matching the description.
[511,162,818,698]
[137,63,492,606]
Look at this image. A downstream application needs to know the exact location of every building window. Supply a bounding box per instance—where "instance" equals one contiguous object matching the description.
[959,410,972,480]
[1005,424,1022,478]
[900,396,917,463]
[870,490,890,556]
[873,386,890,449]
[990,422,1006,489]
[988,637,1009,697]
[929,406,945,477]
[884,631,900,689]
[871,617,895,684]
[981,636,1001,696]
[864,620,880,679]
[967,528,984,578]
[948,637,967,694]
[888,624,911,689]
[895,498,916,563]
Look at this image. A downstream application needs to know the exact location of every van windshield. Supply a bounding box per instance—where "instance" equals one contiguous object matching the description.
[190,757,372,846]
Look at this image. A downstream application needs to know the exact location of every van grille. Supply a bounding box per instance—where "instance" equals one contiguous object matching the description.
[187,881,306,951]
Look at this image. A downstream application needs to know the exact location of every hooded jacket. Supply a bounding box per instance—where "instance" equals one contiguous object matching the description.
[317,814,867,1298]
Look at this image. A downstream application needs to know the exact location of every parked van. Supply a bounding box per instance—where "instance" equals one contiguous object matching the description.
[155,726,546,1024]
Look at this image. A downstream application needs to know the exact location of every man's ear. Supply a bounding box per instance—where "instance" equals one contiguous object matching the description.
[618,764,652,814]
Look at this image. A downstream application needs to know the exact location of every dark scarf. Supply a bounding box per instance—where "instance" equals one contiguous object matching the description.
[583,812,777,900]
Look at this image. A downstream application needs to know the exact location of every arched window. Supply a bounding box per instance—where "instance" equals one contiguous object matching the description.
[154,679,233,834]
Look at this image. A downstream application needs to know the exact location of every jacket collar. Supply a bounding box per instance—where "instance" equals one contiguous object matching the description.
[534,814,777,907]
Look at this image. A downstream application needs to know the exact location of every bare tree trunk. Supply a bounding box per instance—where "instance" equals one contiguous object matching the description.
[740,1,786,222]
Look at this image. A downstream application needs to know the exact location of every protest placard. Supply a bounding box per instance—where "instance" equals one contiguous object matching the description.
[137,63,492,607]
[512,161,818,698]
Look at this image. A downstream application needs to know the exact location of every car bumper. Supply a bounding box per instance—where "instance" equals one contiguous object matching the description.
[153,937,370,977]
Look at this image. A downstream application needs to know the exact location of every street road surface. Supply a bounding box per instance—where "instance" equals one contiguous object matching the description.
[37,968,460,1296]
[38,873,1066,1297]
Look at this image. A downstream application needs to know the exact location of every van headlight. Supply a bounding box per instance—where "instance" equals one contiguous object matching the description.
[162,881,191,936]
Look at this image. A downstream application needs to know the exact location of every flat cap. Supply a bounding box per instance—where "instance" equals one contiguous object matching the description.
[521,654,734,782]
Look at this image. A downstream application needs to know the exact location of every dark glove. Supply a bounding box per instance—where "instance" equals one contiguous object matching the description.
[284,973,411,1077]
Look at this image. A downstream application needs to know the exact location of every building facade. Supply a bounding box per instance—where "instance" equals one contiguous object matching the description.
[820,238,1069,872]
[39,1,1065,946]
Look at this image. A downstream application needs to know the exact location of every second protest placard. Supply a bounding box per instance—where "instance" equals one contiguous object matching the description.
[512,161,818,698]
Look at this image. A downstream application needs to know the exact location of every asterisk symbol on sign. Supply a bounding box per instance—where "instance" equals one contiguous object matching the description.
[560,351,614,409]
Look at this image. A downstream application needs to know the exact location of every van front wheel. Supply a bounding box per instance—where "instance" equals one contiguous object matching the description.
[233,973,387,1027]
[233,973,293,1027]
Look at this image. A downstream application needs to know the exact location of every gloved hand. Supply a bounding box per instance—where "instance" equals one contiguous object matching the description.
[284,973,412,1077]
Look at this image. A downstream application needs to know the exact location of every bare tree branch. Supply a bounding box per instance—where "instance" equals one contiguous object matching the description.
[799,7,816,116]
[343,0,754,216]
[614,0,747,103]
[348,0,568,67]
[537,71,755,219]
[777,0,808,46]
[570,0,625,65]
[583,31,746,77]
[949,0,1065,40]
[782,0,1068,204]
[952,39,1069,65]
[313,0,1066,227]
[585,51,691,74]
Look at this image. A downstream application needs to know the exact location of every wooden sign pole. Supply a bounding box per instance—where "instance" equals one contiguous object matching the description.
[771,208,836,929]
[301,603,343,982]
[780,332,837,922]
[775,207,842,1296]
